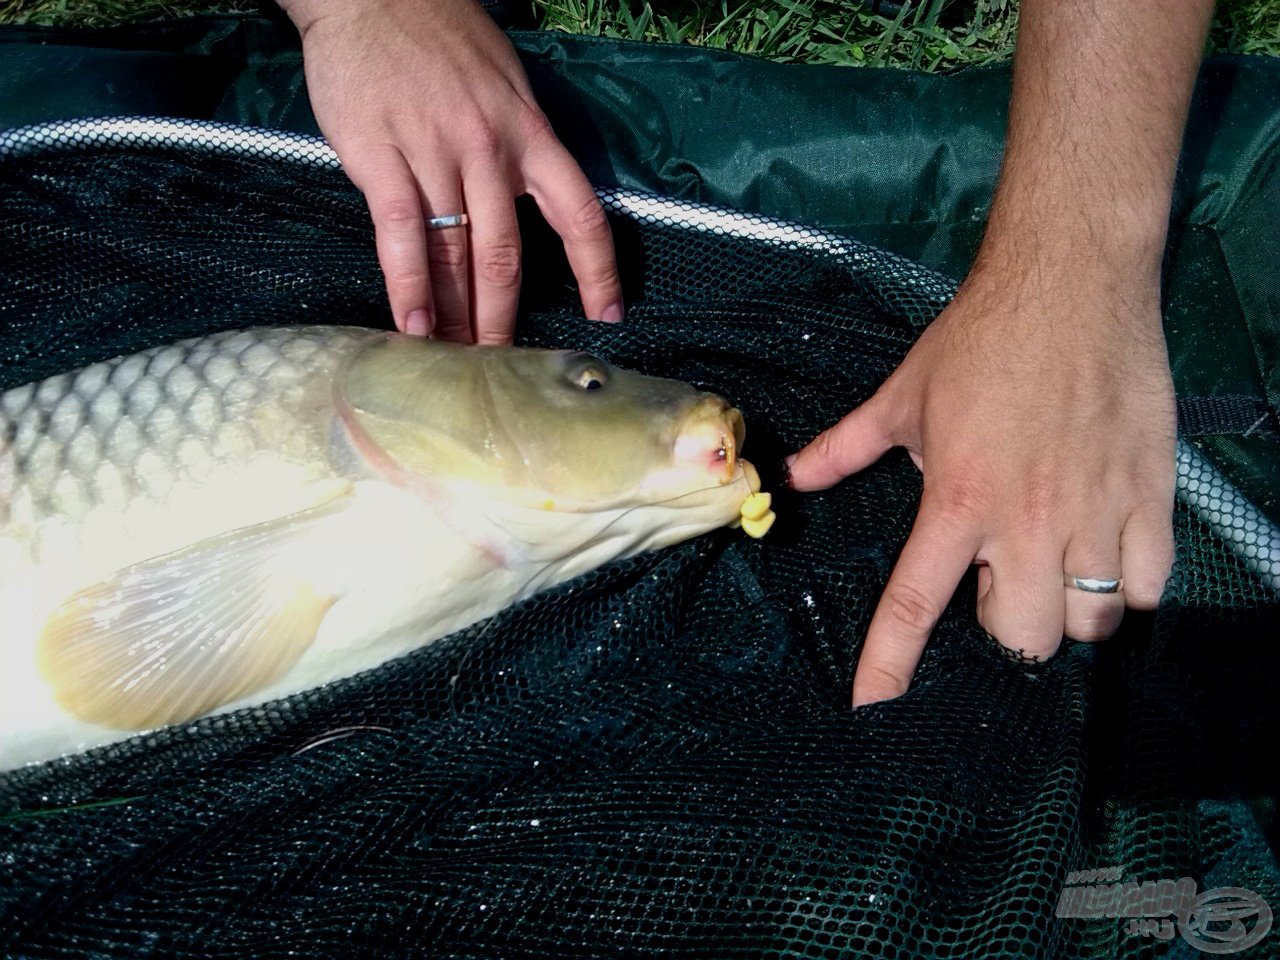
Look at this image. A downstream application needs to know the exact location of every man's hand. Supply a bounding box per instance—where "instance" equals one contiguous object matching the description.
[280,0,624,343]
[787,260,1176,705]
[787,0,1215,705]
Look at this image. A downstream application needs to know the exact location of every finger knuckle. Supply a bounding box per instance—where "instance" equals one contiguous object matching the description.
[566,194,611,244]
[1016,467,1058,529]
[338,151,391,193]
[811,424,878,476]
[373,198,423,232]
[427,238,468,271]
[387,268,430,292]
[466,117,502,160]
[880,582,937,635]
[935,466,996,522]
[477,242,522,288]
[811,428,845,465]
[581,260,621,291]
[516,104,556,145]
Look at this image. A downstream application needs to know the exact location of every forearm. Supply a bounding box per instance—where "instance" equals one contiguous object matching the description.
[977,0,1215,296]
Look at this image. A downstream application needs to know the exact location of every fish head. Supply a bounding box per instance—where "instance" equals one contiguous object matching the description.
[339,335,758,536]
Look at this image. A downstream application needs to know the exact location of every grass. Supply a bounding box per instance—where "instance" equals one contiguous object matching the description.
[1,0,1277,69]
[536,0,1021,68]
[1,0,259,27]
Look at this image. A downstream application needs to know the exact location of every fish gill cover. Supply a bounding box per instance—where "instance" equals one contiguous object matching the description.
[0,128,1277,959]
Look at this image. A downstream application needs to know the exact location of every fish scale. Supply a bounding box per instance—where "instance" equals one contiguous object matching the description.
[0,326,377,565]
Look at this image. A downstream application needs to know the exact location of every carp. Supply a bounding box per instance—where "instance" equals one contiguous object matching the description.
[0,326,773,769]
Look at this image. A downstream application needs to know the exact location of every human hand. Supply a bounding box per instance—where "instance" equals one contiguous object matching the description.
[280,0,623,343]
[785,260,1176,706]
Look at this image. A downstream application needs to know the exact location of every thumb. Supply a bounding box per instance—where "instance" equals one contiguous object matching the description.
[786,397,895,492]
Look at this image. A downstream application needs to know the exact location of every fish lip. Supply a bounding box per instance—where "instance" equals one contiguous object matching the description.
[715,404,746,482]
[726,407,746,469]
[674,396,746,484]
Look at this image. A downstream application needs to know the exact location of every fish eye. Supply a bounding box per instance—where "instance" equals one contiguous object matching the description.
[566,354,610,391]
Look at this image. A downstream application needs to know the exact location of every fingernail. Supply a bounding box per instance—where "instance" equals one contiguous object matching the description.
[852,690,893,708]
[405,309,432,337]
[599,301,625,324]
[782,455,797,489]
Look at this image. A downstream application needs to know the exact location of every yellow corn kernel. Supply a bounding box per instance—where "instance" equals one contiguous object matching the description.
[742,510,776,539]
[740,492,772,522]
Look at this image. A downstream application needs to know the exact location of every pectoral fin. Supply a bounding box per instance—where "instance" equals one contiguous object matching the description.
[37,492,351,730]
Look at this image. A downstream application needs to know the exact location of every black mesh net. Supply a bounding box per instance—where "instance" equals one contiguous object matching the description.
[1,130,1278,959]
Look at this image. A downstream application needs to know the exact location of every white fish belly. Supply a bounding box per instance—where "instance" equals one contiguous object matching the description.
[0,479,513,770]
[0,326,398,769]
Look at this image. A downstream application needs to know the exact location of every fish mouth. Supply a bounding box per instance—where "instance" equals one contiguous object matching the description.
[674,396,747,484]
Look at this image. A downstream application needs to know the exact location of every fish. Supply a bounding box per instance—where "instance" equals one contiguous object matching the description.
[0,325,775,771]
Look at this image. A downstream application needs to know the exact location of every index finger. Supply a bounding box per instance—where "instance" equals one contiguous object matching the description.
[853,498,980,707]
[344,147,434,335]
[524,142,624,324]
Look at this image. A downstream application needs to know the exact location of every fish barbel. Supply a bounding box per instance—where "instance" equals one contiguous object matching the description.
[0,326,771,770]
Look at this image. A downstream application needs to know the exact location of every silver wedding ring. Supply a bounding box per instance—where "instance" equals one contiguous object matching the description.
[1064,575,1124,594]
[426,213,469,230]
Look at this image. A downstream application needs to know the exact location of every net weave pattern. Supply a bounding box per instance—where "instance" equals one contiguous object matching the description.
[0,133,1277,960]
